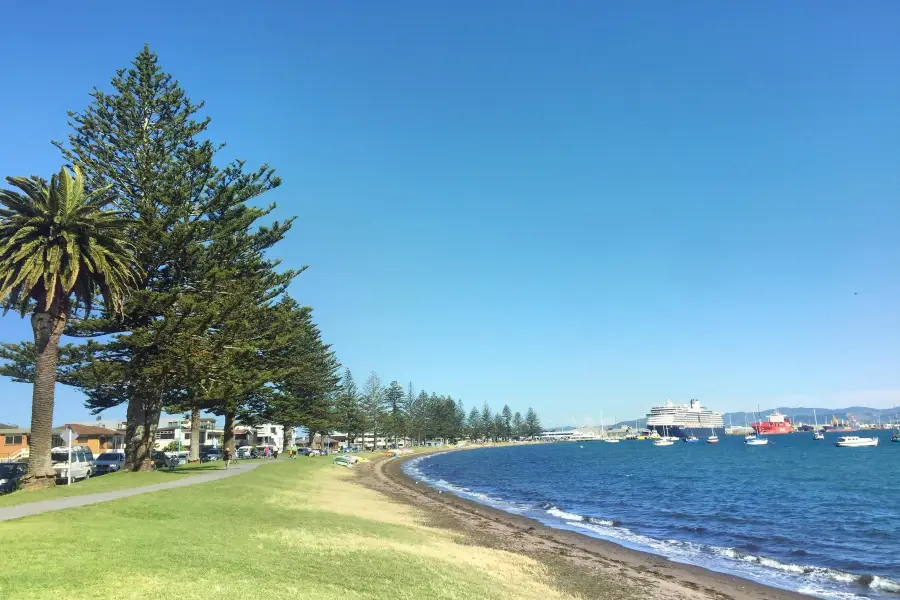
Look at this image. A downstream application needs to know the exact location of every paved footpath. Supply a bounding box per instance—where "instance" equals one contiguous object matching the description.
[0,460,265,523]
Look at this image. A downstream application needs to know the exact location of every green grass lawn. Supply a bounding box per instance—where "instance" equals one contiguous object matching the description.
[0,462,222,507]
[0,457,572,600]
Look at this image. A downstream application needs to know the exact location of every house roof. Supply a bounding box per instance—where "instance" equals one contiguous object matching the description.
[53,424,122,437]
[0,428,29,435]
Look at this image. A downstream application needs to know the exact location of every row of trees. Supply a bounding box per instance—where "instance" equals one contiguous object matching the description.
[329,370,542,447]
[0,46,545,487]
[0,47,343,485]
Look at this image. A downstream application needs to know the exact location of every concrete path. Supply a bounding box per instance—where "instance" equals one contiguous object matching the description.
[0,460,266,523]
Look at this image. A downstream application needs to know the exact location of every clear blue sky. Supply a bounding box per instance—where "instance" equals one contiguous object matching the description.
[2,1,899,428]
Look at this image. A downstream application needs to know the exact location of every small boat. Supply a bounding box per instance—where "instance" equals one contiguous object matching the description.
[707,426,719,444]
[813,409,825,440]
[683,433,700,443]
[835,436,878,448]
[653,438,675,446]
[745,408,769,445]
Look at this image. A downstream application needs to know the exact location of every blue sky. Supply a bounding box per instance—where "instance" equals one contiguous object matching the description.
[2,1,899,428]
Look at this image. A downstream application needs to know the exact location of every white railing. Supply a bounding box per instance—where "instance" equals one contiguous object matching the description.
[1,447,29,462]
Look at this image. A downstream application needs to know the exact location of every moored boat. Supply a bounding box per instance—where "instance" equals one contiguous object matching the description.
[835,436,878,448]
[745,409,770,445]
[653,438,675,446]
[813,409,825,440]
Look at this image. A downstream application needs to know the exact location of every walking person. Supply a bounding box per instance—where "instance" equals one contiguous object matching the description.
[223,447,231,469]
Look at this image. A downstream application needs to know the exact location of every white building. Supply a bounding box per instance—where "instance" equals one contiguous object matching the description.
[234,424,285,452]
[154,417,223,450]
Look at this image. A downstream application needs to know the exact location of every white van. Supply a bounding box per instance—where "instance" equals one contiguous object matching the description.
[52,445,94,483]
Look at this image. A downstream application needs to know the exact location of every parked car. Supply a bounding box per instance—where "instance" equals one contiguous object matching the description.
[199,448,221,462]
[0,462,27,494]
[92,451,125,475]
[51,446,94,483]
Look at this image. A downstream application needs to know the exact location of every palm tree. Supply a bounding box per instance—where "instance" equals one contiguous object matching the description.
[0,165,138,486]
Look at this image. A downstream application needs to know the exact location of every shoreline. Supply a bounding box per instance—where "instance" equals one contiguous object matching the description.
[357,446,809,600]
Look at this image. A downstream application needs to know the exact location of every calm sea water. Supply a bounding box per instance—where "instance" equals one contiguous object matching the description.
[405,432,900,600]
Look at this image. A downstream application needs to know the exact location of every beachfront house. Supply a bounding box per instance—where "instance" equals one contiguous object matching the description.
[154,417,223,450]
[233,424,285,452]
[0,427,30,462]
[51,424,124,455]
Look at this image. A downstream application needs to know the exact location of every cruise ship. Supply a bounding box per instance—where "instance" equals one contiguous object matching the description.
[645,399,725,438]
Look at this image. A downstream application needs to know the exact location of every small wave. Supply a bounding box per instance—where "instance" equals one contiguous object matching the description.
[540,505,618,527]
[711,547,900,594]
[546,507,585,521]
[870,576,900,594]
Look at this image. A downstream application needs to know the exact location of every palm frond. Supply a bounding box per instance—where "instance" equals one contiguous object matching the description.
[0,164,139,317]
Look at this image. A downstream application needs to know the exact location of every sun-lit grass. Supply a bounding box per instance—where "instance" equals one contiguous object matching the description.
[0,457,575,600]
[0,462,223,507]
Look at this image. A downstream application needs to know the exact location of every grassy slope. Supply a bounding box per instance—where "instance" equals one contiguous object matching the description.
[0,463,221,507]
[0,458,575,600]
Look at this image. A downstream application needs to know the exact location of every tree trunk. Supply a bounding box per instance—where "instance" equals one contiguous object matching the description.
[281,425,292,453]
[223,409,235,456]
[189,405,201,462]
[24,311,68,487]
[124,393,161,472]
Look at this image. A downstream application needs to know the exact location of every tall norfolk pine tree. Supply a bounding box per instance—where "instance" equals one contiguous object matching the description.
[52,47,293,470]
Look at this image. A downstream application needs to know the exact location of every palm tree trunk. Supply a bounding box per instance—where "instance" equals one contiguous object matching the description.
[25,311,68,487]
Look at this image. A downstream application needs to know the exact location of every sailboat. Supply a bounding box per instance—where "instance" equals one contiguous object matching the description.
[654,425,675,446]
[601,410,619,443]
[743,413,756,440]
[745,407,769,446]
[891,407,899,443]
[683,430,700,443]
[707,426,719,444]
[813,409,824,441]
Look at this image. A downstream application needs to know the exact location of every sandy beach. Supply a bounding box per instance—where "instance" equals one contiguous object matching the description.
[356,449,810,600]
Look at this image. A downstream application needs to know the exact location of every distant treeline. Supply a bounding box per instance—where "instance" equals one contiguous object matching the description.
[330,370,543,445]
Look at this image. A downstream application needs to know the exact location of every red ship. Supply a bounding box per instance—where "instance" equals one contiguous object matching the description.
[752,410,794,435]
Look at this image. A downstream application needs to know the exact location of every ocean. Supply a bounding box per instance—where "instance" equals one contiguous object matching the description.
[404,431,900,600]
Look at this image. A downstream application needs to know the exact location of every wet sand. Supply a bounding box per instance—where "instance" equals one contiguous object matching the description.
[356,449,810,600]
